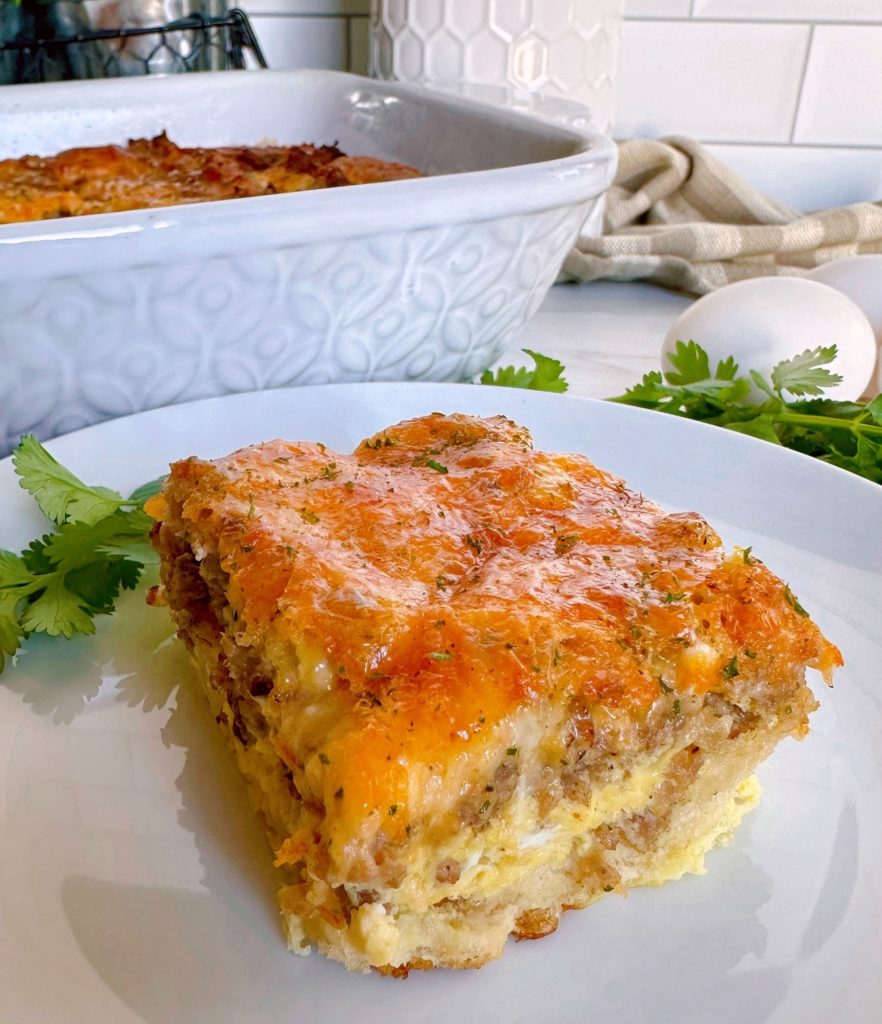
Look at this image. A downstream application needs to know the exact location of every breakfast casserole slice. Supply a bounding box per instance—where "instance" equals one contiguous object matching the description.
[146,413,841,975]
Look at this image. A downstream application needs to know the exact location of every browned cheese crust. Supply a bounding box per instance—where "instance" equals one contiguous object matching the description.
[0,132,421,223]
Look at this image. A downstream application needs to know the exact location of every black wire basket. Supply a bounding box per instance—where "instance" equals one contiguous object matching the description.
[0,6,267,84]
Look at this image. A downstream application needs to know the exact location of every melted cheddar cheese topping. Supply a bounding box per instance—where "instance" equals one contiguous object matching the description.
[149,413,841,884]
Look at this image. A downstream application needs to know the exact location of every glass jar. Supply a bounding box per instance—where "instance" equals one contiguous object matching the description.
[370,0,623,134]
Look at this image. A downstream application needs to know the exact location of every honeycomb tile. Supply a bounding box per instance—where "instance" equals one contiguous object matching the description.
[408,3,444,37]
[372,0,622,133]
[444,0,491,41]
[424,28,465,80]
[463,30,510,83]
[490,0,531,40]
[531,0,578,42]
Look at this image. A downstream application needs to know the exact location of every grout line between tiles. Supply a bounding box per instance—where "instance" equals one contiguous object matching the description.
[652,139,882,151]
[623,16,882,26]
[249,11,352,19]
[340,13,348,73]
[789,23,815,144]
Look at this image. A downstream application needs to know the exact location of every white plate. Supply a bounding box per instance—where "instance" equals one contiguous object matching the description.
[1,383,880,1024]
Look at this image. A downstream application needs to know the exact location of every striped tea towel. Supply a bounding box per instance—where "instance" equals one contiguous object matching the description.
[564,136,882,295]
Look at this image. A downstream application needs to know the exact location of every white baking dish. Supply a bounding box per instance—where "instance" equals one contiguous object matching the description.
[0,69,616,452]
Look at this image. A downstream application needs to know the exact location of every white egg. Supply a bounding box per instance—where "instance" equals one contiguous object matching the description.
[661,277,877,402]
[808,256,882,396]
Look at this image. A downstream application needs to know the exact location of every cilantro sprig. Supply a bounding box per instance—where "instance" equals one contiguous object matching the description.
[479,342,881,483]
[610,341,882,483]
[480,348,568,393]
[0,437,160,673]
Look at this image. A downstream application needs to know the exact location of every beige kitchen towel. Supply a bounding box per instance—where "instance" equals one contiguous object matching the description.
[564,135,882,294]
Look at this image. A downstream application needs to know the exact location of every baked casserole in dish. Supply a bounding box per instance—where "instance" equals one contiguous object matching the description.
[0,70,616,454]
[0,133,421,223]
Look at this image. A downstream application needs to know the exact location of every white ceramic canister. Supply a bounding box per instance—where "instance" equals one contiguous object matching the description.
[370,0,623,134]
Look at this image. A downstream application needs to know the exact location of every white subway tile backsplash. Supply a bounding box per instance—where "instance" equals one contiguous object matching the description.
[694,0,882,20]
[707,144,882,210]
[233,1,882,205]
[349,16,370,76]
[624,0,692,16]
[794,25,882,145]
[615,20,809,142]
[249,16,349,71]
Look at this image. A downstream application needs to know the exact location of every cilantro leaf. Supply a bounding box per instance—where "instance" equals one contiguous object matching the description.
[749,370,778,401]
[42,510,154,573]
[116,559,147,591]
[724,415,782,444]
[0,550,36,589]
[66,560,141,613]
[13,435,124,525]
[612,356,750,418]
[618,370,668,406]
[480,349,568,393]
[665,340,742,387]
[665,340,712,385]
[611,341,882,485]
[129,476,166,505]
[771,346,843,397]
[866,394,882,427]
[22,538,54,575]
[0,593,24,672]
[715,355,740,382]
[97,539,159,568]
[0,437,163,675]
[19,575,96,639]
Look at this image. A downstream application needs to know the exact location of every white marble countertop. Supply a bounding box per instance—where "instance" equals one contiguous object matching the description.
[504,281,693,399]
